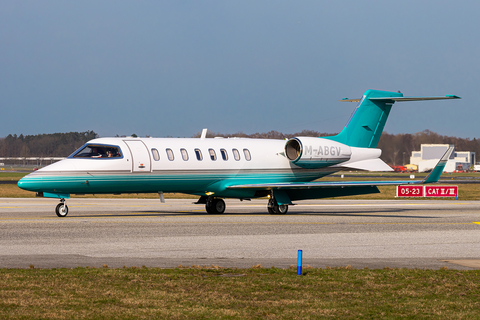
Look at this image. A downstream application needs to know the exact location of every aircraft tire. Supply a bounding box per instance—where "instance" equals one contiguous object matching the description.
[206,198,225,214]
[274,204,288,214]
[267,198,288,214]
[55,203,69,217]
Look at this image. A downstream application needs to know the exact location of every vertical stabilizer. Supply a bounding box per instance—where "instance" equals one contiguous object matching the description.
[325,90,403,148]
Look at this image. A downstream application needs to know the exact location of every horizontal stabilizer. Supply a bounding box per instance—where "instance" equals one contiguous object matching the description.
[340,158,393,172]
[341,95,461,103]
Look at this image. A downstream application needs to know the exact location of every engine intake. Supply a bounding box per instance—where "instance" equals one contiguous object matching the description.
[285,137,351,169]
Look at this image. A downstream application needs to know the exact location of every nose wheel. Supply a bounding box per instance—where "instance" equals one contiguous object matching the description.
[55,199,69,217]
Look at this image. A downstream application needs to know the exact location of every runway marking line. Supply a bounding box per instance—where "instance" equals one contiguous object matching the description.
[0,216,475,226]
[350,222,472,225]
[296,203,470,207]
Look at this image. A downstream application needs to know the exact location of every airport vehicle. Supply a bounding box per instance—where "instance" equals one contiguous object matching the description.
[391,165,407,173]
[17,89,459,217]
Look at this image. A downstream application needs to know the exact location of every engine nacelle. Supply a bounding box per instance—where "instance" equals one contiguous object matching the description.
[284,137,352,169]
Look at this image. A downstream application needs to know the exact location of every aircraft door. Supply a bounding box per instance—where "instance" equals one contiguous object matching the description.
[124,140,151,172]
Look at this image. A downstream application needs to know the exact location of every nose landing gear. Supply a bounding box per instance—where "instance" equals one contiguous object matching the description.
[55,199,69,217]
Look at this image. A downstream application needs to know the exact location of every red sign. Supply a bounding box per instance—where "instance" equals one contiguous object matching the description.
[424,186,458,198]
[397,185,424,197]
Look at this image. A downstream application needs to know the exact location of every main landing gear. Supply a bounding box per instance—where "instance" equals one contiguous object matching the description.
[55,199,69,217]
[196,194,289,214]
[267,195,288,215]
[196,196,226,214]
[205,197,226,214]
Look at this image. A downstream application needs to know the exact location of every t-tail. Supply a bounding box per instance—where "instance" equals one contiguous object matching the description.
[325,89,461,148]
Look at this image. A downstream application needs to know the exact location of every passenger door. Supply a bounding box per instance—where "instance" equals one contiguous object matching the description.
[124,140,151,172]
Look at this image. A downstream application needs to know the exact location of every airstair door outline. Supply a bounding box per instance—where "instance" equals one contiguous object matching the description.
[124,140,151,172]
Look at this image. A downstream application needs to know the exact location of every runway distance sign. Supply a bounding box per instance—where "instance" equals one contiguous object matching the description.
[424,185,458,198]
[396,185,424,197]
[396,185,458,198]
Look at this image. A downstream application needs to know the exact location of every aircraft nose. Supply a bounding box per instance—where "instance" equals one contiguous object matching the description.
[17,176,41,192]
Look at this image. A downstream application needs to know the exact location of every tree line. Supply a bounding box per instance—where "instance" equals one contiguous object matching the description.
[1,129,479,165]
[378,130,480,166]
[0,131,98,157]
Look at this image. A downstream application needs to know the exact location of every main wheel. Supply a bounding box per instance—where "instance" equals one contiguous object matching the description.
[206,198,226,214]
[267,198,288,214]
[55,203,69,217]
[274,204,288,214]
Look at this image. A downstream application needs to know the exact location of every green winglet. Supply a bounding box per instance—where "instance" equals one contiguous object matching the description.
[422,147,454,184]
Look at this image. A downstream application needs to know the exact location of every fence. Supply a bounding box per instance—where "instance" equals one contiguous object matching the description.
[0,157,66,167]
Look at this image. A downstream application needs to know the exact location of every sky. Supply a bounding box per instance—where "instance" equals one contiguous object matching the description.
[1,1,478,139]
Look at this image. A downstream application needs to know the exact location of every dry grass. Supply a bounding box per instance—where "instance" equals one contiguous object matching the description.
[0,172,27,181]
[0,185,36,198]
[0,184,198,199]
[0,267,479,319]
[2,171,479,200]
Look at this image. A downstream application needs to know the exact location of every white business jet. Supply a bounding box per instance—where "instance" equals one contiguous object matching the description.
[18,89,459,217]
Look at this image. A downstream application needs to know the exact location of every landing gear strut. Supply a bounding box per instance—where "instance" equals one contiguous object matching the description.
[268,194,288,214]
[205,197,226,214]
[55,198,69,217]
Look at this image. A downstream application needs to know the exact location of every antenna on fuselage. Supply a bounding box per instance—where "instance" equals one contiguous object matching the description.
[200,128,208,139]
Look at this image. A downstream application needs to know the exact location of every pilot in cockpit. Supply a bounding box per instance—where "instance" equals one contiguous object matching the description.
[90,147,102,158]
[107,149,121,158]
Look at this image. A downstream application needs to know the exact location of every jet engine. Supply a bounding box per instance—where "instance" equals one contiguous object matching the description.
[284,137,352,169]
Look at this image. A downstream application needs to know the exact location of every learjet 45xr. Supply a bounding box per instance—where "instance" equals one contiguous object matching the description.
[18,89,460,217]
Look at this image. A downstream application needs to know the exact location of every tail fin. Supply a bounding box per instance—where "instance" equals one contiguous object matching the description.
[325,89,461,148]
[326,90,402,148]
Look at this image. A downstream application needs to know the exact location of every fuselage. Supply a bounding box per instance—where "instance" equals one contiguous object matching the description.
[18,137,342,199]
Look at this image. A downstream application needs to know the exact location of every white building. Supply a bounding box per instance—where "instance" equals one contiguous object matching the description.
[410,144,475,172]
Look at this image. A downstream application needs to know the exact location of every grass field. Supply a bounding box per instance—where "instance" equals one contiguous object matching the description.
[0,267,479,319]
[0,172,27,181]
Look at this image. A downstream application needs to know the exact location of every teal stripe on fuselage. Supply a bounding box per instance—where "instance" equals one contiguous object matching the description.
[17,168,340,198]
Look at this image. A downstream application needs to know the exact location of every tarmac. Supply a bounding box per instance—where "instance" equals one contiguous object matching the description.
[1,198,479,270]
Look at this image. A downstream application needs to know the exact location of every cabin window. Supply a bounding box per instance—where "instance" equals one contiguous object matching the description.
[232,148,240,161]
[151,148,160,161]
[220,149,228,161]
[181,148,189,161]
[243,149,251,161]
[195,149,203,161]
[209,149,217,161]
[72,144,122,159]
[166,148,174,161]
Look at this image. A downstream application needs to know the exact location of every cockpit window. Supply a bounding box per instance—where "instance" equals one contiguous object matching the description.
[72,144,122,159]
